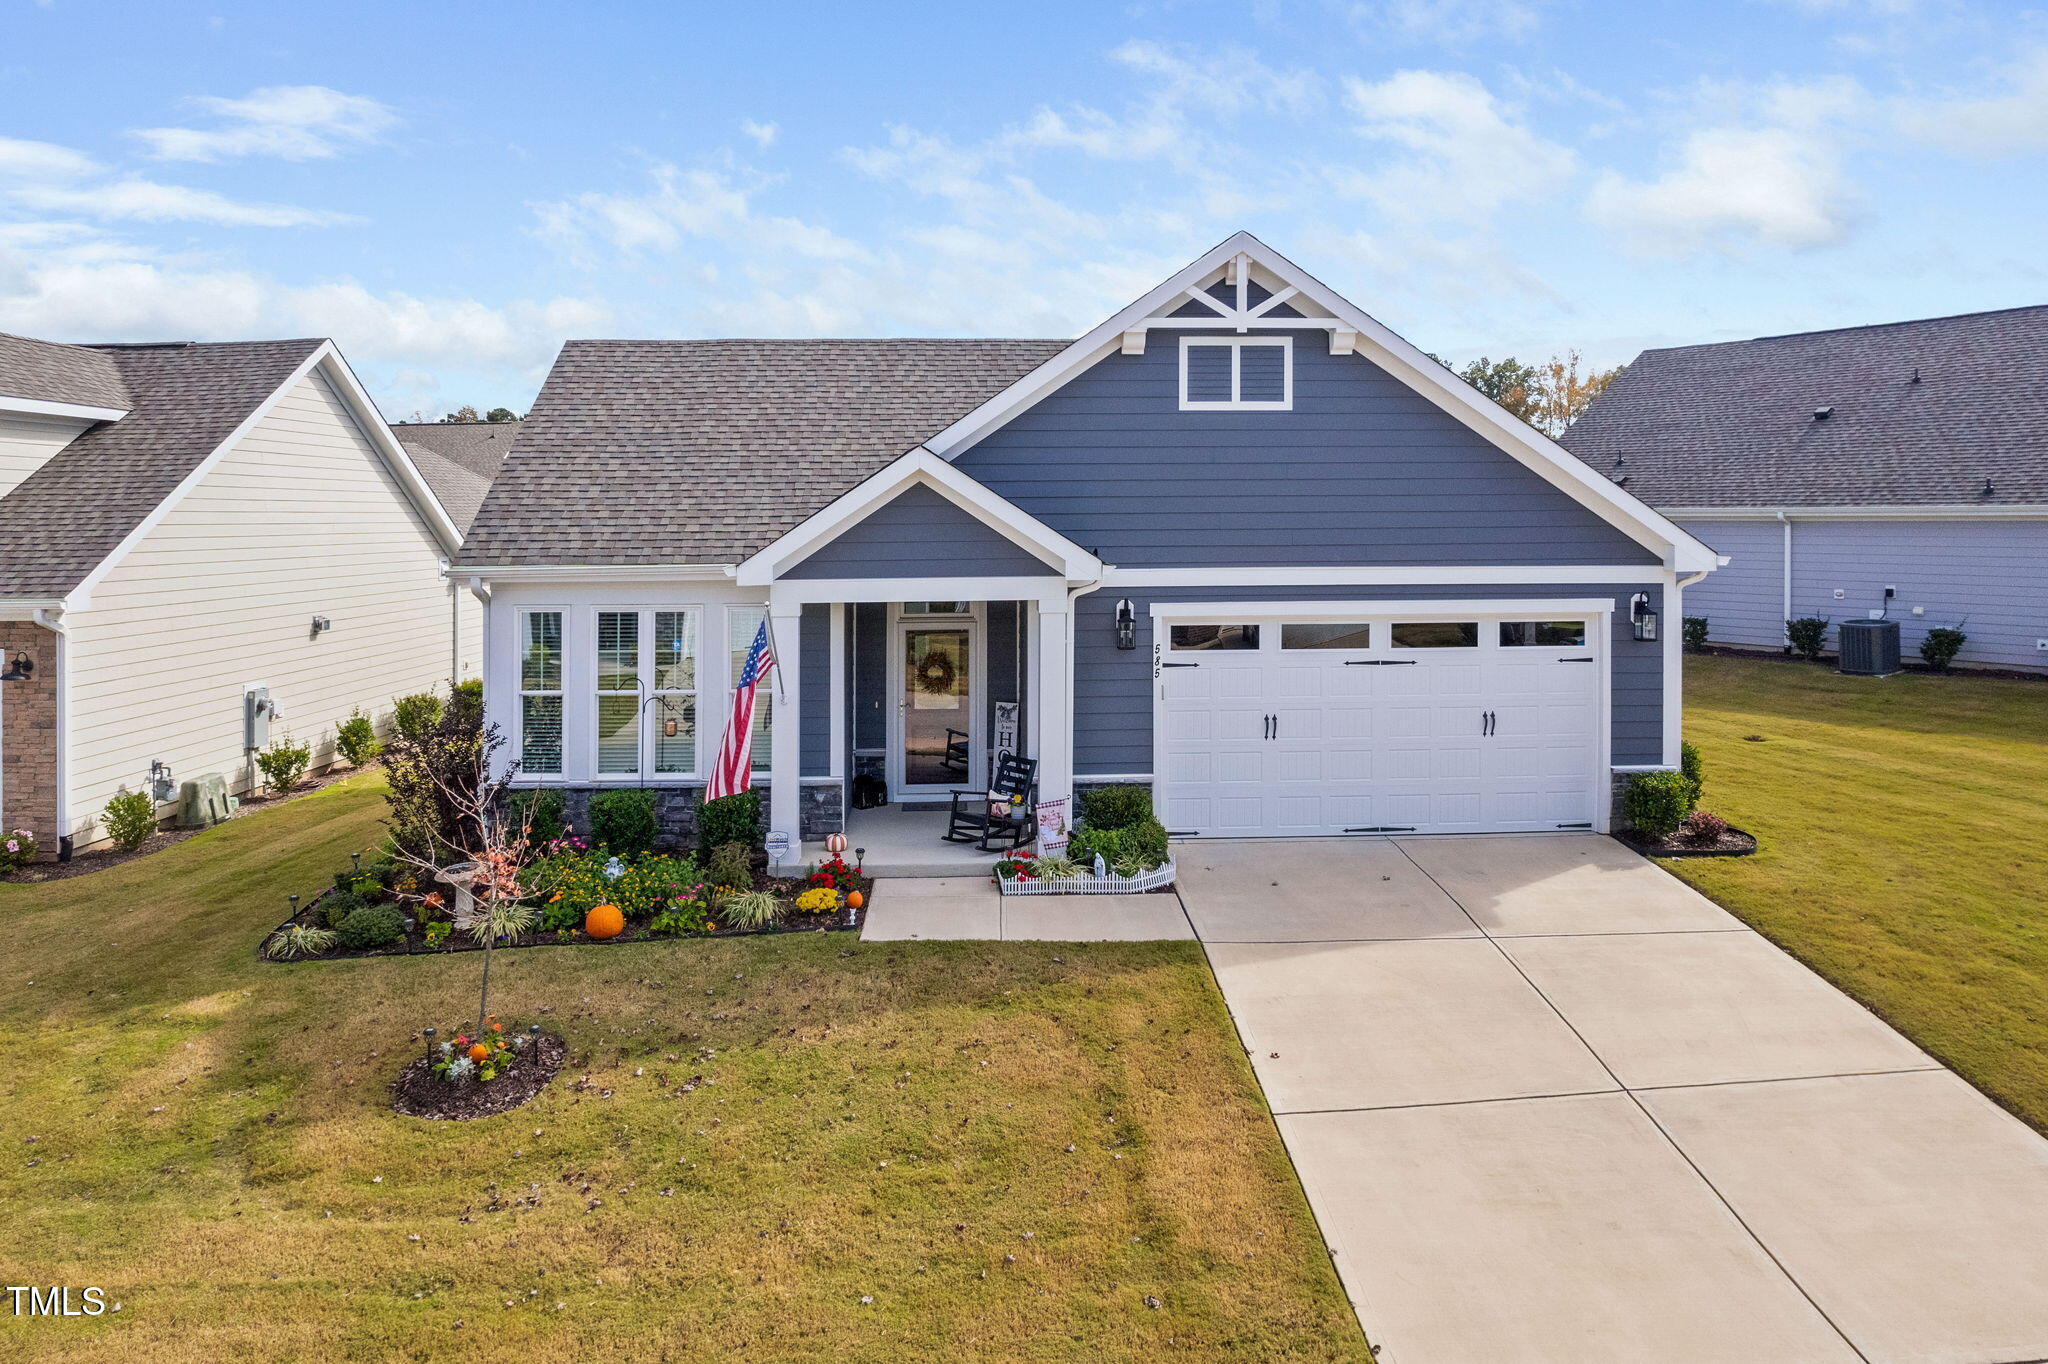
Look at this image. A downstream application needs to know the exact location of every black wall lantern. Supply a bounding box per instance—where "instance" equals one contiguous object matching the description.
[0,651,32,683]
[1630,592,1659,642]
[1114,598,1137,650]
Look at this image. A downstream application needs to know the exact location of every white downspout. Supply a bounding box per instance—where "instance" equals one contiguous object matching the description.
[1777,511,1793,634]
[33,606,70,861]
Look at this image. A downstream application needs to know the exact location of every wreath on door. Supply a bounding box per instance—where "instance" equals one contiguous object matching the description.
[914,649,957,696]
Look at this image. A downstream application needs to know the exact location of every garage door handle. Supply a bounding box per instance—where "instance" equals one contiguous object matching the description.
[1160,662,1201,668]
[1345,659,1417,665]
[1557,657,1595,663]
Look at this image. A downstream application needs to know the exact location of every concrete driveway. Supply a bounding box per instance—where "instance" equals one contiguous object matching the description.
[1182,836,2048,1364]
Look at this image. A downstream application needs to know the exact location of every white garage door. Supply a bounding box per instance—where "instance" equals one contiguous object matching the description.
[1156,612,1604,837]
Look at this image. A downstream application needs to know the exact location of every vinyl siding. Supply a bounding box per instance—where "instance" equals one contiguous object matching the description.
[1071,583,1666,775]
[955,328,1658,568]
[1679,519,1787,649]
[1678,516,2048,672]
[61,369,467,844]
[0,411,91,504]
[784,483,1058,578]
[851,602,887,753]
[801,602,830,776]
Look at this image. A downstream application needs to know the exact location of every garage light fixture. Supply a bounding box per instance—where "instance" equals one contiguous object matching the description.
[1630,593,1659,643]
[0,651,32,683]
[1114,599,1137,650]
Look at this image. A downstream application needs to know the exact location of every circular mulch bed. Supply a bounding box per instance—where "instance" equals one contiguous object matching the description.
[390,1033,566,1121]
[1619,825,1759,858]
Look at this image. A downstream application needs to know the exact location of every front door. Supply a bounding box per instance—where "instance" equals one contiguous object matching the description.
[893,619,977,796]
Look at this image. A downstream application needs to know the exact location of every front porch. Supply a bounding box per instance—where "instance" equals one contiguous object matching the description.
[802,801,1012,879]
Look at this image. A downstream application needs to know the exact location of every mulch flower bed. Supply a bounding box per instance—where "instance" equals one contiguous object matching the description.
[391,1032,566,1121]
[1618,825,1759,858]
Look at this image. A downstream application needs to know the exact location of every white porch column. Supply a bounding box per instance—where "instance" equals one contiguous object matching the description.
[768,598,804,870]
[1034,598,1072,814]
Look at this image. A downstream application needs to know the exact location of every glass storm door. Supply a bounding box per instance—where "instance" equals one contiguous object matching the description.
[898,624,974,791]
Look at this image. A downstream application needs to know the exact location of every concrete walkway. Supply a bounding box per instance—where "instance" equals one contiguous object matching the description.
[1183,836,2048,1364]
[859,876,1195,941]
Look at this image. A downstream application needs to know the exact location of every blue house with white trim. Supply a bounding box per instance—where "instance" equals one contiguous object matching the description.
[458,233,1719,865]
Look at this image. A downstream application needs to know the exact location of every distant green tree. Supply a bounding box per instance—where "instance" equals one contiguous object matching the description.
[485,407,517,423]
[1456,356,1543,424]
[440,405,480,423]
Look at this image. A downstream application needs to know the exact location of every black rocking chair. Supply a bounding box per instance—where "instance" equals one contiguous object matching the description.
[941,727,970,774]
[944,753,1039,852]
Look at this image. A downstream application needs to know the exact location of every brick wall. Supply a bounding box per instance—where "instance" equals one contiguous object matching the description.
[0,622,59,853]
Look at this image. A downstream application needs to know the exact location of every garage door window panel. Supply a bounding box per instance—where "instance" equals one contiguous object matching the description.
[1392,622,1479,648]
[1500,620,1588,647]
[1282,623,1373,650]
[1170,623,1261,651]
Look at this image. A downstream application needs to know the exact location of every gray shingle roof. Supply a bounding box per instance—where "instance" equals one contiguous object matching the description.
[0,339,323,598]
[457,338,1067,567]
[0,331,132,411]
[1562,304,2048,507]
[391,420,518,532]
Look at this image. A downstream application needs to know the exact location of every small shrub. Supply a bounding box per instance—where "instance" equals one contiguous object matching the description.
[0,828,36,873]
[1682,616,1709,651]
[265,924,337,960]
[506,787,566,844]
[450,677,484,719]
[1068,817,1170,872]
[391,691,444,743]
[1679,811,1731,846]
[1034,854,1083,880]
[255,735,313,795]
[102,790,157,852]
[335,902,407,950]
[1623,771,1693,838]
[1920,626,1967,672]
[1785,616,1831,661]
[589,789,659,856]
[1679,741,1704,811]
[720,890,784,929]
[1077,783,1154,832]
[707,840,754,890]
[320,890,366,929]
[336,709,381,767]
[697,790,762,851]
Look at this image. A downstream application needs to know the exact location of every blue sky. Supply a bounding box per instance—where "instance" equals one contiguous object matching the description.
[4,0,2046,416]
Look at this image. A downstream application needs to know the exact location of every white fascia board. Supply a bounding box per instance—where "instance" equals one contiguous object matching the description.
[1148,597,1618,619]
[0,598,70,620]
[1104,564,1671,588]
[455,562,738,581]
[736,447,1102,585]
[317,347,466,555]
[65,342,334,607]
[1665,504,2048,521]
[0,394,129,423]
[919,229,1718,575]
[767,575,1074,607]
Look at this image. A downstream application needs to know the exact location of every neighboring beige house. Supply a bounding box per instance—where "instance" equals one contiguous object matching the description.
[0,331,503,858]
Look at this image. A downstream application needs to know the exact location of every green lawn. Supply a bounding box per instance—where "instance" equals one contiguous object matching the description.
[0,777,1367,1363]
[1669,653,2048,1132]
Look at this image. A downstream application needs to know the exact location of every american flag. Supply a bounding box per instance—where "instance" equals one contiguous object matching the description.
[707,620,776,800]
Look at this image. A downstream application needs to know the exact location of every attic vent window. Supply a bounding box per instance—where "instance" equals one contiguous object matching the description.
[1179,337,1292,411]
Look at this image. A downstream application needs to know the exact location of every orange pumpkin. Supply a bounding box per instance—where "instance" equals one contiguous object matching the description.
[846,890,864,911]
[585,903,625,940]
[467,1042,490,1063]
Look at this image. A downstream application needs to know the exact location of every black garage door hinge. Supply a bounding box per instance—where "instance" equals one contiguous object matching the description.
[1345,659,1418,666]
[1556,822,1594,829]
[1160,662,1200,668]
[1346,825,1417,833]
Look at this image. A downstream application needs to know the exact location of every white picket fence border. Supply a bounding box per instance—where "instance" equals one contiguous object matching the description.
[996,859,1177,896]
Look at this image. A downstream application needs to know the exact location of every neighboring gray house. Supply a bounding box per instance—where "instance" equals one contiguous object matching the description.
[391,419,520,532]
[1564,306,2048,673]
[457,233,1718,867]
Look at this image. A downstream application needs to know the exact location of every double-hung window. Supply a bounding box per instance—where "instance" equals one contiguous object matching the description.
[728,605,773,772]
[1179,337,1292,410]
[518,610,564,775]
[593,608,700,778]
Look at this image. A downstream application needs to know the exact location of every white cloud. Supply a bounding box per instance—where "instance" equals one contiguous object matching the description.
[1343,0,1543,46]
[131,85,397,162]
[532,164,865,263]
[1895,48,2048,154]
[1587,125,1851,254]
[0,135,101,181]
[10,177,354,227]
[1339,70,1576,221]
[741,120,779,149]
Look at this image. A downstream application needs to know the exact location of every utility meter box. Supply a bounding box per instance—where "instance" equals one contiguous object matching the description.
[244,685,276,750]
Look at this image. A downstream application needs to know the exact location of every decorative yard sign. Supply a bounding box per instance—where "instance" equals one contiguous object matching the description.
[1036,797,1069,856]
[991,701,1020,784]
[764,830,793,865]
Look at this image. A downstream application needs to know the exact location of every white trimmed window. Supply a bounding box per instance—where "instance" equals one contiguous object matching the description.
[1179,336,1292,410]
[518,610,564,775]
[727,606,774,772]
[593,608,701,777]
